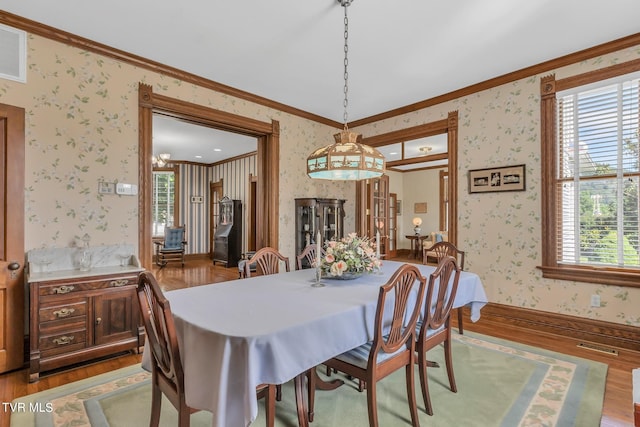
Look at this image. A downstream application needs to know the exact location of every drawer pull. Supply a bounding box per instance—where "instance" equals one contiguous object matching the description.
[110,279,128,287]
[52,335,75,345]
[52,285,75,294]
[53,308,76,318]
[96,317,102,325]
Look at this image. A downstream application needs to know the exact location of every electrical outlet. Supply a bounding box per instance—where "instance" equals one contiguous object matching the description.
[590,294,601,308]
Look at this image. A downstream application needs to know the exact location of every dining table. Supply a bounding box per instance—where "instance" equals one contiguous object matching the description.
[141,260,488,427]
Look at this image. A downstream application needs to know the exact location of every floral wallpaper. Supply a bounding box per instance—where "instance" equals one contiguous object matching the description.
[0,31,638,326]
[355,46,640,327]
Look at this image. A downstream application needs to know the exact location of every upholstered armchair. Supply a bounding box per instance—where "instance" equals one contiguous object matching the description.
[154,225,187,268]
[422,231,449,262]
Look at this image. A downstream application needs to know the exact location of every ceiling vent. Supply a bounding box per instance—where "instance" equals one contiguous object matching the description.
[0,24,26,83]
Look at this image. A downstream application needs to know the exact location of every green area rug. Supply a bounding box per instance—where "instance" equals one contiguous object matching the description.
[10,332,607,427]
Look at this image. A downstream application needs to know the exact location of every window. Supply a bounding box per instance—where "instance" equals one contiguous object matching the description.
[152,171,175,237]
[539,65,640,287]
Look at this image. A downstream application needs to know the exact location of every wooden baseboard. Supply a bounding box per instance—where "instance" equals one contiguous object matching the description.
[185,253,211,261]
[396,249,411,257]
[467,302,640,352]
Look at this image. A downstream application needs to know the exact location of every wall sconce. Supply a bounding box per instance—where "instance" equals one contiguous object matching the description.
[412,217,422,235]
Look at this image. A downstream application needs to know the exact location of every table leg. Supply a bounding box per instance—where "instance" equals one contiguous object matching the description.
[295,367,345,425]
[311,366,344,391]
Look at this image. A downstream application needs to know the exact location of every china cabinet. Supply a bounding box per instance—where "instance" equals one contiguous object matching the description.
[213,197,243,267]
[295,198,345,268]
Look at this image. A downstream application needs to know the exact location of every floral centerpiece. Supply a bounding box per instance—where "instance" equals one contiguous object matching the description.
[319,233,382,279]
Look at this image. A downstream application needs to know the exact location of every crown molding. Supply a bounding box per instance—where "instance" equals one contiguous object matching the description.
[0,10,342,129]
[2,10,639,130]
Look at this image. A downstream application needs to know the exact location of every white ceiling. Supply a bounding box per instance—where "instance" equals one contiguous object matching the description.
[152,114,257,164]
[4,0,640,166]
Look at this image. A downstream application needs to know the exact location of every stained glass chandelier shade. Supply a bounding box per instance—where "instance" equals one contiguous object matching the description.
[306,0,386,181]
[307,130,385,180]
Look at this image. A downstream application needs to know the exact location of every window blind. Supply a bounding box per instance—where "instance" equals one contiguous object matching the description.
[556,77,640,268]
[152,171,175,237]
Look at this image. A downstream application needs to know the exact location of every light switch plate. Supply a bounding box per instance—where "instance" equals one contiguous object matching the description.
[98,181,115,194]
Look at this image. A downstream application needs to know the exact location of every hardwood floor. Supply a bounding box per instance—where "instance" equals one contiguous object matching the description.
[1,256,635,427]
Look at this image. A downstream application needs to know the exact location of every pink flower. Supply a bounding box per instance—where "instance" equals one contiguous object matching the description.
[330,260,348,276]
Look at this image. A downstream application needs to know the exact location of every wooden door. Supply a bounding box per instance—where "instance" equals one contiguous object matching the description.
[355,176,390,258]
[369,176,389,257]
[94,289,139,346]
[388,193,398,258]
[0,103,25,373]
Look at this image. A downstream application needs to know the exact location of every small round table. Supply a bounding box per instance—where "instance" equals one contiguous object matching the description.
[405,235,429,260]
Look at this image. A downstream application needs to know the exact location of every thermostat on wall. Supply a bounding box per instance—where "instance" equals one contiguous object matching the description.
[116,183,138,195]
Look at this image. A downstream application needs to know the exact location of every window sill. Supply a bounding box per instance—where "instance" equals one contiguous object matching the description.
[537,265,640,288]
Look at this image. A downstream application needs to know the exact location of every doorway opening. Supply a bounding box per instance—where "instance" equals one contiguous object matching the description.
[138,83,280,268]
[357,111,459,247]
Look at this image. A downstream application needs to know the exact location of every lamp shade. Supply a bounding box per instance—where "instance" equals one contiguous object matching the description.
[412,217,422,227]
[307,131,386,180]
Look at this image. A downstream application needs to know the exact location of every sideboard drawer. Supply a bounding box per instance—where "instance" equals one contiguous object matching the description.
[38,275,138,296]
[39,329,87,357]
[39,300,87,322]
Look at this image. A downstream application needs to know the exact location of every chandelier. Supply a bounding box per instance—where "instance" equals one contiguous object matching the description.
[152,153,171,167]
[306,0,385,180]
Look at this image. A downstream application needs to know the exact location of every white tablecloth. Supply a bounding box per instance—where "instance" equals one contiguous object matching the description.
[142,260,487,427]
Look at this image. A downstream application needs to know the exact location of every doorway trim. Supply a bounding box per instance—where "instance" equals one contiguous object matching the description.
[0,103,25,372]
[359,111,459,245]
[138,83,279,268]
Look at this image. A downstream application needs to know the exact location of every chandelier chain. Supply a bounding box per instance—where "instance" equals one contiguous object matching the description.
[343,4,349,130]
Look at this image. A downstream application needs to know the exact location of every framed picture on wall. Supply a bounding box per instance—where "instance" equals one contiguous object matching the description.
[397,200,402,215]
[468,164,526,194]
[414,202,427,213]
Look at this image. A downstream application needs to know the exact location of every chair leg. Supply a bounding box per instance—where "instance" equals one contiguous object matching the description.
[457,308,464,334]
[417,346,433,415]
[405,360,420,427]
[365,375,379,427]
[444,338,457,393]
[177,400,191,427]
[150,383,162,427]
[264,384,276,427]
[276,384,282,401]
[307,368,316,422]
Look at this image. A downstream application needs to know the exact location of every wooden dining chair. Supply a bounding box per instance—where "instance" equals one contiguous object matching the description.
[244,246,290,277]
[241,247,289,401]
[137,272,276,427]
[422,241,466,334]
[320,263,427,427]
[415,255,461,416]
[296,243,321,270]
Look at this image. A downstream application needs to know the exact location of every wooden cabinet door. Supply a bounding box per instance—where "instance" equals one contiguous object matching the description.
[93,289,139,346]
[0,104,25,373]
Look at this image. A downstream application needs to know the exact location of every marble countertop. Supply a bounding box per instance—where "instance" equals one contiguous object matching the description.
[27,244,144,283]
[27,262,144,283]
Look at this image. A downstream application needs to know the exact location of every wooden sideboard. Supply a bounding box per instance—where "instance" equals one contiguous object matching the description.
[28,263,144,382]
